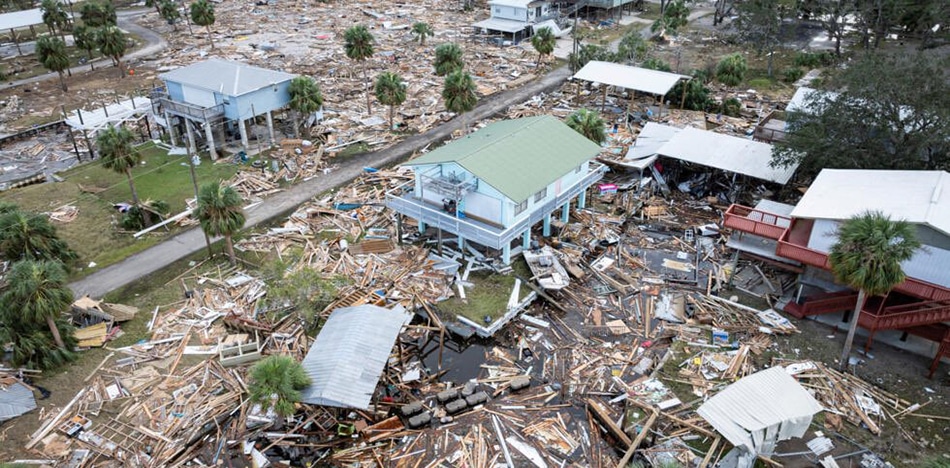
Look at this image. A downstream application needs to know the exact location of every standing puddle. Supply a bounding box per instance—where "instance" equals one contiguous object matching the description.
[420,336,494,384]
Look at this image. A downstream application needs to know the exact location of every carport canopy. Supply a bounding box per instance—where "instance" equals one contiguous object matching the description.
[572,61,689,97]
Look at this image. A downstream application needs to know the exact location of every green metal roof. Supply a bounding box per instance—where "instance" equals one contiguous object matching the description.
[406,115,602,202]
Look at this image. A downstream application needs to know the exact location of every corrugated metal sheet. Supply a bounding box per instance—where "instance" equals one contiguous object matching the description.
[160,59,296,96]
[791,169,950,237]
[697,367,822,460]
[300,304,410,410]
[0,381,37,422]
[655,126,796,184]
[573,61,689,96]
[472,17,528,33]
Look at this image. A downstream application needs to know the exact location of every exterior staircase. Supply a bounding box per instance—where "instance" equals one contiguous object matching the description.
[783,291,858,319]
[859,298,950,330]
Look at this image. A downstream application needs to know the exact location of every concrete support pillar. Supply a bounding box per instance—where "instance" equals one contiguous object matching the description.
[418,221,426,234]
[522,230,531,249]
[502,244,511,265]
[457,235,465,252]
[185,120,197,155]
[266,111,275,147]
[238,119,249,149]
[578,189,587,209]
[204,122,218,160]
[165,112,177,146]
[543,213,551,237]
[561,203,570,223]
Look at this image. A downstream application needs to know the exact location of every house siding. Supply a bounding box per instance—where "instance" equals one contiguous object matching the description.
[166,81,185,102]
[227,82,292,120]
[504,162,588,226]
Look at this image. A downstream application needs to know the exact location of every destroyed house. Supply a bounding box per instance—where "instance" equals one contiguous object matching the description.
[473,0,555,40]
[387,115,606,264]
[724,169,950,376]
[153,59,296,159]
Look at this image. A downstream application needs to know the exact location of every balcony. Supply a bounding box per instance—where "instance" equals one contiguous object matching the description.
[723,204,791,241]
[151,92,225,122]
[387,164,606,251]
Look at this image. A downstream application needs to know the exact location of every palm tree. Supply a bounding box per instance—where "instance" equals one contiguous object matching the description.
[36,36,70,92]
[411,22,433,46]
[566,109,607,145]
[40,0,69,42]
[343,25,375,114]
[829,211,920,370]
[190,0,215,49]
[159,0,182,30]
[288,76,323,138]
[0,209,77,264]
[0,260,74,349]
[98,25,127,78]
[434,43,464,76]
[531,26,556,67]
[73,25,97,70]
[374,72,407,131]
[442,69,477,133]
[98,125,151,227]
[248,355,311,424]
[196,181,246,265]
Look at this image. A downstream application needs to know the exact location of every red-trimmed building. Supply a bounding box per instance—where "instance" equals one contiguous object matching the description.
[724,169,950,376]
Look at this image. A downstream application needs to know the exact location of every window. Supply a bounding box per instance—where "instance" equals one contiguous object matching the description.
[534,187,546,203]
[494,6,500,13]
[514,200,527,215]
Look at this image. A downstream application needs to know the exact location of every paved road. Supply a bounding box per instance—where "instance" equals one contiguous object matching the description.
[68,67,574,299]
[2,9,167,90]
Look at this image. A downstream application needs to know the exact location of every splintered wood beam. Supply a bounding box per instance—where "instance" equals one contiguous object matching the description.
[586,399,631,450]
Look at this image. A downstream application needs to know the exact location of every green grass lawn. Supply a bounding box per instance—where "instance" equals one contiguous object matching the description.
[1,141,240,276]
[439,259,532,324]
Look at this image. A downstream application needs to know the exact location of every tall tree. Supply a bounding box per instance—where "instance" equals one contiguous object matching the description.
[531,26,556,67]
[79,1,116,28]
[566,109,606,145]
[829,212,919,370]
[343,25,375,114]
[40,0,68,41]
[617,30,649,64]
[374,71,407,131]
[248,355,311,424]
[0,260,74,349]
[733,0,795,77]
[98,125,151,227]
[410,21,433,46]
[433,42,464,76]
[813,0,850,55]
[651,0,690,38]
[73,24,97,70]
[196,181,246,265]
[98,25,127,78]
[772,52,950,178]
[159,0,182,30]
[442,69,477,133]
[0,209,77,264]
[287,76,323,138]
[36,36,70,92]
[144,0,162,15]
[190,0,215,50]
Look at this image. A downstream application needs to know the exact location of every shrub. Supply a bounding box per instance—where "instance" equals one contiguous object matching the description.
[720,97,742,117]
[715,53,747,87]
[783,66,805,83]
[793,51,833,68]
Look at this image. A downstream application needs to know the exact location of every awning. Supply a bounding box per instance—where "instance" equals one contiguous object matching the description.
[573,61,689,96]
[472,17,529,33]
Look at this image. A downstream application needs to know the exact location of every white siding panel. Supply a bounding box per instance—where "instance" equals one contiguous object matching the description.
[181,85,216,108]
[464,192,502,224]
